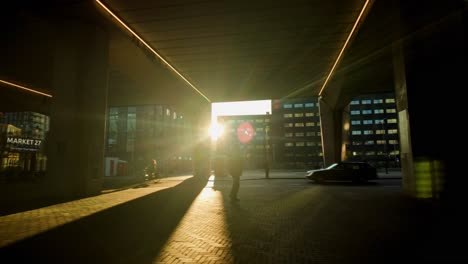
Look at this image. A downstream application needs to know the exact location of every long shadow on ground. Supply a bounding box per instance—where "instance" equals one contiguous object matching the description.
[0,177,207,264]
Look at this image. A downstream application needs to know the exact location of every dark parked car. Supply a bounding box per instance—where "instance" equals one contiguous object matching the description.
[306,161,378,183]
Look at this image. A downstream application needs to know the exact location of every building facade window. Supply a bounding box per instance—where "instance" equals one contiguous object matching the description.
[375,119,384,124]
[363,120,373,125]
[294,103,304,108]
[351,110,360,115]
[362,110,372,114]
[362,99,372,104]
[374,109,384,114]
[351,120,361,125]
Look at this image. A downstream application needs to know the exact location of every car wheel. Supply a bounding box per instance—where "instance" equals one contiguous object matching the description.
[315,175,325,183]
[358,175,367,183]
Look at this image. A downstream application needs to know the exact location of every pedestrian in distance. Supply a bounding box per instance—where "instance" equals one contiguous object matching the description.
[227,143,243,202]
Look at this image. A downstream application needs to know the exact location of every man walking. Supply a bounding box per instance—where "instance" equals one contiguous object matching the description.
[228,143,243,202]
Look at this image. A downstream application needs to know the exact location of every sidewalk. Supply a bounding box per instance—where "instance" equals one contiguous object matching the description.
[0,175,193,248]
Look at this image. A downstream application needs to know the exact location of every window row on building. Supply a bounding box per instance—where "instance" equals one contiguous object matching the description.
[351,129,399,135]
[350,98,396,105]
[350,109,397,115]
[283,102,319,108]
[351,119,398,125]
[283,122,320,127]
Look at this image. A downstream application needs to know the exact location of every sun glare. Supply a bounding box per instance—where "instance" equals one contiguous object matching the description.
[209,123,224,141]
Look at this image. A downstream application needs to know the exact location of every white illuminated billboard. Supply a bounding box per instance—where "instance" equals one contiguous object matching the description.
[211,100,272,124]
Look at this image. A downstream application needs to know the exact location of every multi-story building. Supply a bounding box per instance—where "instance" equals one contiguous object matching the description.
[105,104,192,176]
[271,98,323,169]
[216,114,271,169]
[346,93,400,168]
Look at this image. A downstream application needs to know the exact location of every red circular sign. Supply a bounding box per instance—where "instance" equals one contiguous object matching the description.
[237,122,255,144]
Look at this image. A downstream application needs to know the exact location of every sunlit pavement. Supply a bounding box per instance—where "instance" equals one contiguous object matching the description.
[1,173,466,263]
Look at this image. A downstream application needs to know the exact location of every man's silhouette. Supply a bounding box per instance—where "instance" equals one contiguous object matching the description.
[227,143,243,202]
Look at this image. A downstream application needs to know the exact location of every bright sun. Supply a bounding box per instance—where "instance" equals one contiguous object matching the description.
[209,123,224,141]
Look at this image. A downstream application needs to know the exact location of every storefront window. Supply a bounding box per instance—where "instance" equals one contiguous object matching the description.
[1,111,49,182]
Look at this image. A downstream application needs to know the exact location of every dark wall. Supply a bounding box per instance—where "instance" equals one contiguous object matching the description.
[402,0,466,203]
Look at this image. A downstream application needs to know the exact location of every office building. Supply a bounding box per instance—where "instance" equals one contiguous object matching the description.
[105,104,192,176]
[346,93,400,168]
[216,114,271,169]
[271,98,323,169]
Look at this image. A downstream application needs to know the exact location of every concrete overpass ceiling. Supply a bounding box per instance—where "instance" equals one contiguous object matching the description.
[321,0,465,108]
[102,0,368,102]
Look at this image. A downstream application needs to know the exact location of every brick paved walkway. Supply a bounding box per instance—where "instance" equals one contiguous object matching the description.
[1,174,466,263]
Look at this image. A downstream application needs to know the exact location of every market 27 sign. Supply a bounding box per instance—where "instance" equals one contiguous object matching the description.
[6,137,42,151]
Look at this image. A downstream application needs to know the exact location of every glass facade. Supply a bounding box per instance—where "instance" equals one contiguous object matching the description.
[105,105,192,177]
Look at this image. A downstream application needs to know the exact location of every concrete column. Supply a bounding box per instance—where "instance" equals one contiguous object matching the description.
[46,21,109,199]
[392,41,416,197]
[191,106,212,179]
[319,98,344,166]
[393,0,466,201]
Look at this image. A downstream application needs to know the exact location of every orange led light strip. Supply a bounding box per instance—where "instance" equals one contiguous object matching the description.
[319,0,371,96]
[95,0,211,103]
[0,79,53,97]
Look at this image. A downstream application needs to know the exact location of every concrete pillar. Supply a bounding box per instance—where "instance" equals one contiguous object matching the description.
[393,0,466,201]
[392,41,416,197]
[46,20,109,199]
[191,106,212,179]
[319,98,344,166]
